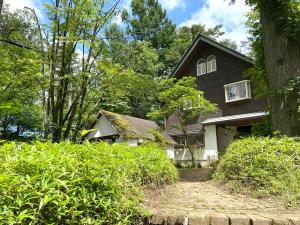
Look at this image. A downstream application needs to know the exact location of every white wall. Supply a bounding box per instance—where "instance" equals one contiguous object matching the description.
[127,139,138,146]
[87,115,118,139]
[203,125,218,160]
[174,147,204,161]
[166,145,175,159]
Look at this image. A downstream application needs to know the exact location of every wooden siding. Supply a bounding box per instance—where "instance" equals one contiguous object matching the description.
[167,42,268,135]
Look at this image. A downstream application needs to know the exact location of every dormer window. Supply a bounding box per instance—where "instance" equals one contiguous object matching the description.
[197,59,206,76]
[224,80,251,103]
[207,55,216,73]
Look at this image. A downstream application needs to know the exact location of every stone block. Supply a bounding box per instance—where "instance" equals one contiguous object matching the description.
[209,213,229,225]
[251,216,272,225]
[272,218,290,225]
[188,214,209,225]
[151,214,166,225]
[167,215,186,225]
[289,217,300,225]
[229,214,251,225]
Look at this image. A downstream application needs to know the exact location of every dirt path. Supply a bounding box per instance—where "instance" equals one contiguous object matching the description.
[143,168,300,218]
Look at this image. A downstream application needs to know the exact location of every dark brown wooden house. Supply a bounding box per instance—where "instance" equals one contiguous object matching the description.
[167,34,268,164]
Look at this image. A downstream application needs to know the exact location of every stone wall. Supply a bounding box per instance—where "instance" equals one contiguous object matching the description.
[145,213,300,225]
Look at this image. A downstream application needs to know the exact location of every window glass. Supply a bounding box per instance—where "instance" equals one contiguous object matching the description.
[225,81,251,102]
[207,55,216,73]
[197,59,206,76]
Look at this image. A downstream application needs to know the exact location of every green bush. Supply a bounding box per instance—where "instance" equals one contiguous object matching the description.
[0,142,178,224]
[214,137,300,205]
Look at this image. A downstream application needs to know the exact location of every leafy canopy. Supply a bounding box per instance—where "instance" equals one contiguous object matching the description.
[148,77,217,124]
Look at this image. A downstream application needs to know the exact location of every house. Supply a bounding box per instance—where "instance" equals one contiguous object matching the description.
[167,34,268,165]
[86,110,177,158]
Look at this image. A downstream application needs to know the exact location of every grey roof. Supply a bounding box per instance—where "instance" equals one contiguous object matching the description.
[99,110,176,145]
[201,112,269,125]
[171,34,254,77]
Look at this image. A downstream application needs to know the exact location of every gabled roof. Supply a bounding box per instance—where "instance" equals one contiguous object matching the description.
[95,110,176,145]
[171,34,254,78]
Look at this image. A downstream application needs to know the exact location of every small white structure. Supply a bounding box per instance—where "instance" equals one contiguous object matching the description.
[85,110,177,158]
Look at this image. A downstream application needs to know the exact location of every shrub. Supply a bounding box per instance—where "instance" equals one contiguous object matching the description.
[214,137,300,205]
[0,142,178,224]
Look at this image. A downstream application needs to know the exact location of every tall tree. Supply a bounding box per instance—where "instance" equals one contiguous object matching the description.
[148,77,217,167]
[41,0,120,142]
[122,0,176,76]
[0,6,44,140]
[122,0,176,50]
[232,0,300,136]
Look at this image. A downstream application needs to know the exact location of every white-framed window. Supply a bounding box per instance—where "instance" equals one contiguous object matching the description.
[197,58,206,76]
[206,55,217,73]
[224,80,251,103]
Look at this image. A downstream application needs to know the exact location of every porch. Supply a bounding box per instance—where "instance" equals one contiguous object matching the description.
[170,111,268,165]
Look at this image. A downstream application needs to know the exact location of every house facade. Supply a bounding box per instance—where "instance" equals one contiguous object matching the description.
[86,110,176,158]
[167,35,268,165]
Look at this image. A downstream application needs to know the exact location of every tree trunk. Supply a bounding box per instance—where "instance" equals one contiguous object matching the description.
[260,0,300,136]
[183,129,196,168]
[0,0,3,15]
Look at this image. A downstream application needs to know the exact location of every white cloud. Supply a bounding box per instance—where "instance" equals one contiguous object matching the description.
[159,0,185,11]
[180,0,251,45]
[118,0,185,12]
[4,0,44,19]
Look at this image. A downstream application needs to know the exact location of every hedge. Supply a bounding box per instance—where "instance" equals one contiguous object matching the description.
[0,141,178,224]
[214,137,300,205]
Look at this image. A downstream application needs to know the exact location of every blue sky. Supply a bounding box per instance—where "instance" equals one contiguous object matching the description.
[5,0,251,46]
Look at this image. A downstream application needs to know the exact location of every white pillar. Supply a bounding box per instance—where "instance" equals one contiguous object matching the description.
[204,124,218,160]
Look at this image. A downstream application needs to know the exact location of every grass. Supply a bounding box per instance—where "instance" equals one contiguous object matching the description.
[0,141,178,224]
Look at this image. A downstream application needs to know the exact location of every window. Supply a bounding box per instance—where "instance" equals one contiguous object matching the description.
[172,134,204,146]
[206,55,216,73]
[197,59,206,76]
[224,80,251,102]
[172,136,185,145]
[187,134,204,146]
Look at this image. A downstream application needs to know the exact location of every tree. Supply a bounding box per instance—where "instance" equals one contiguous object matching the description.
[40,0,120,142]
[97,58,160,118]
[122,0,176,50]
[148,77,217,167]
[231,0,300,136]
[0,0,3,15]
[122,0,176,76]
[0,6,45,140]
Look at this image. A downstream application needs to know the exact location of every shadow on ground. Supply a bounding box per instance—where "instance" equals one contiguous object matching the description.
[179,168,213,182]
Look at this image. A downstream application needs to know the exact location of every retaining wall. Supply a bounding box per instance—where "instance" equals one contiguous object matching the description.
[145,213,300,225]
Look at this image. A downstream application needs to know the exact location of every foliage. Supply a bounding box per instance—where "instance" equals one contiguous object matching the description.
[121,0,176,76]
[0,6,45,139]
[214,137,300,205]
[243,10,268,98]
[122,0,176,52]
[97,59,160,118]
[0,141,178,224]
[250,116,272,137]
[242,0,300,42]
[149,77,217,167]
[149,77,217,123]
